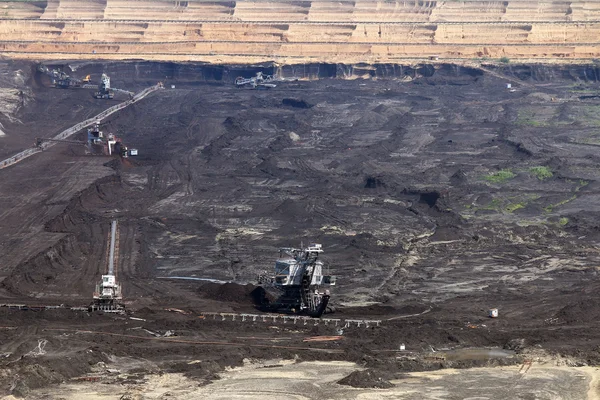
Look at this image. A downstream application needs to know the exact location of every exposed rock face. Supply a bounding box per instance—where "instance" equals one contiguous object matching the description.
[0,1,599,62]
[43,61,600,84]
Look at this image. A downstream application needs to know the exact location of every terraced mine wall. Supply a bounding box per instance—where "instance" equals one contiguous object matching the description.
[43,61,600,86]
[1,0,600,62]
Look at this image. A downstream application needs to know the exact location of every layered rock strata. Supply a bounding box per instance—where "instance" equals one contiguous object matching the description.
[0,0,599,62]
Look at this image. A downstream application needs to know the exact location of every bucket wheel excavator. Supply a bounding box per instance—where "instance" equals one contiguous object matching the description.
[235,72,298,90]
[37,64,132,99]
[257,244,336,317]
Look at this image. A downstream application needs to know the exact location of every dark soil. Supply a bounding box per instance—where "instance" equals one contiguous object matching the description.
[197,282,260,303]
[1,60,600,396]
[338,369,394,389]
[282,98,313,108]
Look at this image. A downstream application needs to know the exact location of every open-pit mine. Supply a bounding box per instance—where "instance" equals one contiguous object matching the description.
[0,58,598,399]
[1,1,600,399]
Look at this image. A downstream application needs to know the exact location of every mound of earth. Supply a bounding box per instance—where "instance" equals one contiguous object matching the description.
[338,369,394,389]
[9,348,108,398]
[554,298,600,324]
[197,282,262,304]
[166,359,236,385]
[282,98,313,108]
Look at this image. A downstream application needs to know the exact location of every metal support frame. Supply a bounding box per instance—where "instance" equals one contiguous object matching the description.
[200,312,381,328]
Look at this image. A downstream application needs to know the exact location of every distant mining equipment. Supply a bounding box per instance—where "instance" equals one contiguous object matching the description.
[37,63,82,89]
[37,64,133,99]
[257,244,336,318]
[87,121,136,158]
[235,72,298,90]
[91,220,124,313]
[35,122,137,158]
[93,73,114,99]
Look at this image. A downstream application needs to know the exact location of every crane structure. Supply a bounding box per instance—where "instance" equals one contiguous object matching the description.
[37,64,131,99]
[235,72,298,90]
[91,220,123,312]
[37,64,81,88]
[257,244,336,317]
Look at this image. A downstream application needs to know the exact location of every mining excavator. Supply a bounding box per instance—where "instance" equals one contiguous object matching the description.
[93,74,135,99]
[37,64,82,88]
[91,220,123,312]
[37,64,132,99]
[35,122,137,158]
[94,73,114,99]
[257,244,336,317]
[235,72,298,90]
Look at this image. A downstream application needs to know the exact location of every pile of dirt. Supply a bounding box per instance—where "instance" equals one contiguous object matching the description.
[166,360,231,385]
[282,98,313,108]
[338,368,394,389]
[197,282,262,304]
[4,347,108,398]
[554,298,600,324]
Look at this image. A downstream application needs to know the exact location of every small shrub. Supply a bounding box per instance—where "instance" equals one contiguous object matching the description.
[529,166,553,180]
[559,217,569,226]
[499,57,510,64]
[505,203,525,213]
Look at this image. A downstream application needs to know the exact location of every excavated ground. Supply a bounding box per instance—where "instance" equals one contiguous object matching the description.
[1,60,600,398]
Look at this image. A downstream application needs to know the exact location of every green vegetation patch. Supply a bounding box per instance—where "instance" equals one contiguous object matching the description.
[576,180,589,191]
[484,169,516,184]
[529,166,553,180]
[464,194,539,216]
[505,202,526,213]
[544,195,577,213]
[559,217,569,226]
[480,198,502,211]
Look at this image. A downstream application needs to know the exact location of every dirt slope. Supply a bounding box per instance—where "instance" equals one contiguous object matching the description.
[1,61,600,397]
[0,1,600,62]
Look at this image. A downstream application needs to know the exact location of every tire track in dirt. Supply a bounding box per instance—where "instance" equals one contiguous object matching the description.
[292,157,319,175]
[43,328,344,354]
[375,228,436,295]
[185,115,201,141]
